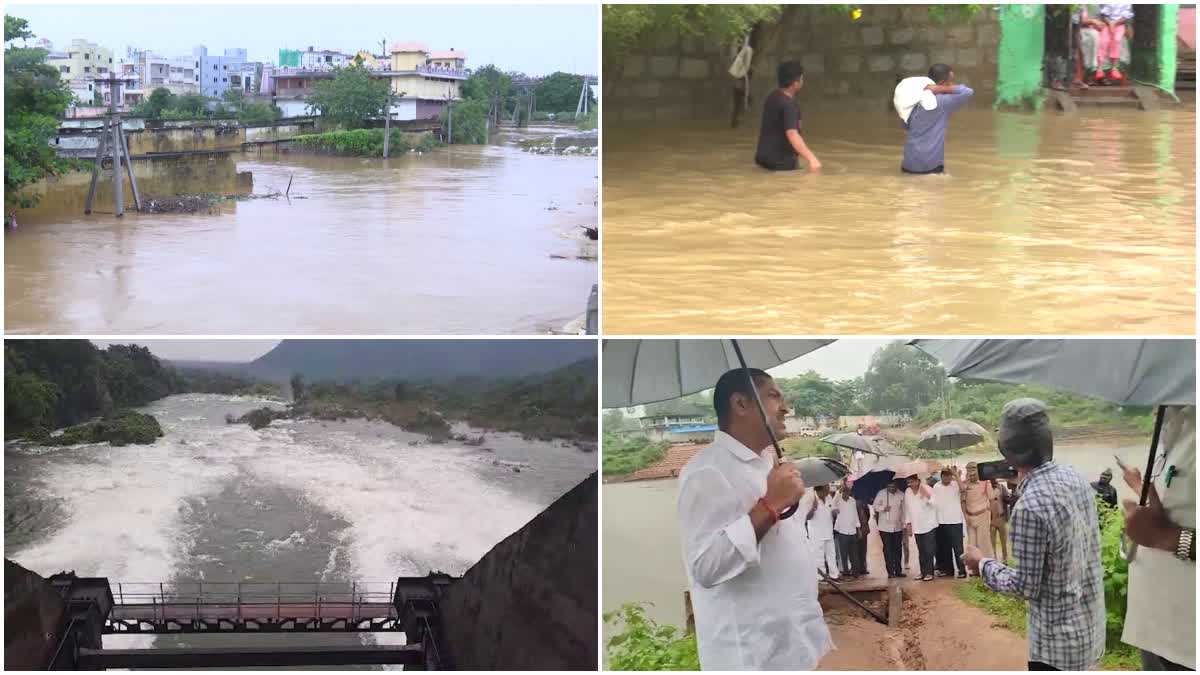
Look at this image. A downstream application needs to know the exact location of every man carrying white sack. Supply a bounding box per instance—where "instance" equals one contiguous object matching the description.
[893,63,973,175]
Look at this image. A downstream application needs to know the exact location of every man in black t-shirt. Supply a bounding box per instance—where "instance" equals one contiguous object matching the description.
[754,61,822,172]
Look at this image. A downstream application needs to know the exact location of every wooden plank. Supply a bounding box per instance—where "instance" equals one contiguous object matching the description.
[887,582,904,628]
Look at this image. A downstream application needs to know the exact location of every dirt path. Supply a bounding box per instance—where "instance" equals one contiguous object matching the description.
[815,517,1028,670]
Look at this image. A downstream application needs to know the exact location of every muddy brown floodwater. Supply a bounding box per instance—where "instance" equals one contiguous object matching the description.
[602,101,1195,334]
[5,139,596,334]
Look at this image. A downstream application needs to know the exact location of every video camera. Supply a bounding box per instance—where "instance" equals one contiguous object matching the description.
[977,459,1017,482]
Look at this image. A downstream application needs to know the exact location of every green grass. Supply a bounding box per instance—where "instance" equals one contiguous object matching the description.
[603,433,669,475]
[954,577,1141,670]
[954,578,1027,635]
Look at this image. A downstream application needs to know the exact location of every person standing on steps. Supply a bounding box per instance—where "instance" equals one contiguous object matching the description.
[676,368,833,670]
[964,399,1104,672]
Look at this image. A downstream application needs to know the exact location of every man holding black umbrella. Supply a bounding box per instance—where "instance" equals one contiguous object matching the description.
[873,480,907,578]
[677,368,833,670]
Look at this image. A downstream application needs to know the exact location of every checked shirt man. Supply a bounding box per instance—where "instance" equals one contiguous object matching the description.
[964,399,1104,671]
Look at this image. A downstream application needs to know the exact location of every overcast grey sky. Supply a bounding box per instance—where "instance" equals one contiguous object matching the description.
[768,339,895,380]
[9,4,598,76]
[92,339,280,362]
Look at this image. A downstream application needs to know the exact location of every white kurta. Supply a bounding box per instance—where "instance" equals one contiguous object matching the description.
[677,431,835,670]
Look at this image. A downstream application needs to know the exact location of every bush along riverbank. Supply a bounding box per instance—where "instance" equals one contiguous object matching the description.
[289,129,441,157]
[231,400,454,441]
[25,410,164,447]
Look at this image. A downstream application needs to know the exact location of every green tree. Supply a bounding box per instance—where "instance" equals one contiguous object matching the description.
[4,14,76,207]
[862,342,946,413]
[439,97,489,144]
[221,88,245,113]
[533,71,594,114]
[238,102,280,125]
[306,64,390,129]
[461,64,513,127]
[603,4,784,50]
[641,392,713,420]
[170,92,209,117]
[136,87,176,118]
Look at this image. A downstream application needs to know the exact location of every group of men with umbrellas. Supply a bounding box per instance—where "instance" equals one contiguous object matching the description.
[603,339,1195,672]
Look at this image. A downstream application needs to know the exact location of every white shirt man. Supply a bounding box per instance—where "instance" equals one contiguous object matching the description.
[905,483,939,535]
[873,488,905,533]
[873,486,907,578]
[802,489,839,580]
[931,480,964,525]
[833,495,860,535]
[678,430,834,670]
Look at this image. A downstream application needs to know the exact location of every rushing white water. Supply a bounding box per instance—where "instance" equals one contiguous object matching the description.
[6,394,596,659]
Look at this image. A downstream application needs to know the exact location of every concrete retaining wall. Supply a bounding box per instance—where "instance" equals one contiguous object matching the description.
[606,4,1001,124]
[440,473,597,670]
[4,560,67,671]
[52,121,316,157]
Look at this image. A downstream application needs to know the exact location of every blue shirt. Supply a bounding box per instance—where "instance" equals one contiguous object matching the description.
[901,85,974,173]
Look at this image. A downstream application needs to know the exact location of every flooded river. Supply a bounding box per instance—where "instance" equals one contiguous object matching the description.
[602,435,1151,634]
[602,103,1195,334]
[6,394,596,660]
[6,140,596,334]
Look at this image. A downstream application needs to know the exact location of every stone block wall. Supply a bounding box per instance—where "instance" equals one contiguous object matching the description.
[439,473,597,670]
[606,5,1002,124]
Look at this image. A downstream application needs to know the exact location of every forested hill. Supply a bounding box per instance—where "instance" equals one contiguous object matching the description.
[4,341,276,440]
[247,339,596,381]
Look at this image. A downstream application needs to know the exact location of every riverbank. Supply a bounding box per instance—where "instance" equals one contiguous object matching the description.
[6,146,596,334]
[232,387,597,450]
[287,129,440,157]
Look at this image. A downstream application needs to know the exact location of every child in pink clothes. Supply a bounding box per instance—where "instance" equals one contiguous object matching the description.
[1095,4,1134,83]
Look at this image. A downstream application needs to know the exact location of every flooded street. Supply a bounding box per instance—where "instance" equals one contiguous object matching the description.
[602,435,1152,634]
[6,394,595,659]
[602,104,1195,334]
[6,142,596,334]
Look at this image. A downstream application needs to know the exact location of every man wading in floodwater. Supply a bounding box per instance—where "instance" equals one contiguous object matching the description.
[754,61,822,172]
[901,63,973,175]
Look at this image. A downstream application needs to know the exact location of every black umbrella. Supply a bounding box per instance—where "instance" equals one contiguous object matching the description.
[849,468,897,503]
[911,339,1194,506]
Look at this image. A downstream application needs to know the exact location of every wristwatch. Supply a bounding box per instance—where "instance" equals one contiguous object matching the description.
[1176,528,1195,562]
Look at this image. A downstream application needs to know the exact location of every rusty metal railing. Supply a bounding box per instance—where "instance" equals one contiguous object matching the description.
[109,580,398,622]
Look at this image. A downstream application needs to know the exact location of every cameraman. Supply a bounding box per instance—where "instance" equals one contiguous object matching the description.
[963,399,1104,671]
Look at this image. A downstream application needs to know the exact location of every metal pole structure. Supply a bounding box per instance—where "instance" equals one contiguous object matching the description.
[84,123,109,214]
[575,77,587,118]
[109,79,124,217]
[383,91,392,158]
[447,95,453,145]
[118,116,141,211]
